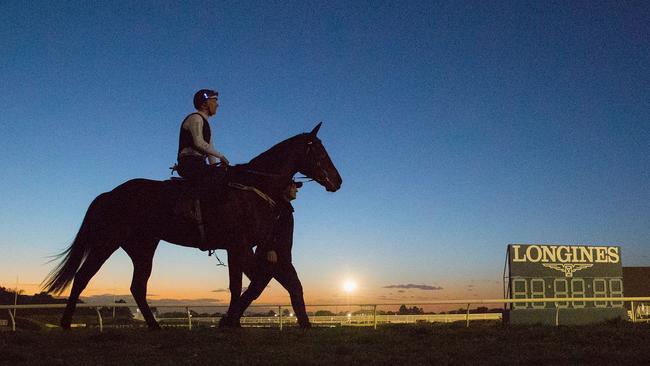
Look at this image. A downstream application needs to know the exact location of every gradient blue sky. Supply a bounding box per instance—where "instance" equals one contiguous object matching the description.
[1,1,648,305]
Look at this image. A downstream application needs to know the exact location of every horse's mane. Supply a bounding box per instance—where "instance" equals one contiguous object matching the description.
[245,133,308,168]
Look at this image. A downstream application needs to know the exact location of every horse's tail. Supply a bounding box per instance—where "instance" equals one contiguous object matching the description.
[42,193,110,295]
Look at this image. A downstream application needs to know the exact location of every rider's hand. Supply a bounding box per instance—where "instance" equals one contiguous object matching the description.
[266,250,278,263]
[220,156,230,166]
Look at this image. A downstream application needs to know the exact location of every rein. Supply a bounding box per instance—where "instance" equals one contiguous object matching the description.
[228,182,277,208]
[243,167,316,189]
[243,168,284,177]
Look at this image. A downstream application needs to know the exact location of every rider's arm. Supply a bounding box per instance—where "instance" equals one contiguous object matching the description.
[185,116,226,161]
[207,136,217,165]
[207,135,230,165]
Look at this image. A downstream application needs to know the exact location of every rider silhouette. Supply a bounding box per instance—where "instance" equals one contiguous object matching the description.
[261,180,302,264]
[228,180,311,327]
[176,89,230,180]
[174,89,231,249]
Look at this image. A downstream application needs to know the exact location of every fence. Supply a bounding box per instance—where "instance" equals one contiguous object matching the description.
[158,313,503,328]
[2,297,649,332]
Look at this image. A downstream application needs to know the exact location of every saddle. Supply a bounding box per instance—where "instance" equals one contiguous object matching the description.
[169,165,228,250]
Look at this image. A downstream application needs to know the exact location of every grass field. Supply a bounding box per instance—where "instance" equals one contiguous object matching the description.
[2,321,650,365]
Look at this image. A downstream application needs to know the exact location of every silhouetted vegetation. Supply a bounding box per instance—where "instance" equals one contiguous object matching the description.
[443,306,503,314]
[398,305,425,315]
[315,310,336,316]
[1,286,66,306]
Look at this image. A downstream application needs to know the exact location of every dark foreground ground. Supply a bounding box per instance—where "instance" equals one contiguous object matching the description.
[2,322,650,365]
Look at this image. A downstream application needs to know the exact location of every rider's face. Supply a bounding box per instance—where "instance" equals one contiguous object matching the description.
[206,97,218,116]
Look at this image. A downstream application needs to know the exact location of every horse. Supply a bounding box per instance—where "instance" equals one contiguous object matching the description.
[42,123,342,329]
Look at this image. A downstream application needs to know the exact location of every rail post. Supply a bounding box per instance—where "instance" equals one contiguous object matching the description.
[373,305,377,330]
[8,309,15,332]
[186,307,192,330]
[555,306,559,326]
[95,307,103,333]
[631,301,635,322]
[466,303,471,327]
[279,306,283,331]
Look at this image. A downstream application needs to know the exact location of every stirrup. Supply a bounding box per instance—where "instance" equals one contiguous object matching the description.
[208,250,226,266]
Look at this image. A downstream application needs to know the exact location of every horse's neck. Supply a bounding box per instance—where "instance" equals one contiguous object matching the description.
[237,137,303,198]
[246,135,304,178]
[245,159,295,178]
[235,162,292,199]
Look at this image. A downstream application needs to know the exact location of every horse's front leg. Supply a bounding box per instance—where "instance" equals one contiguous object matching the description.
[275,264,311,328]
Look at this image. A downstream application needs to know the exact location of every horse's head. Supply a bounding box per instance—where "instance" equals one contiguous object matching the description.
[299,122,342,192]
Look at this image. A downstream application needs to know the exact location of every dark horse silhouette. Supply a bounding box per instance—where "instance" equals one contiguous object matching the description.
[42,123,342,329]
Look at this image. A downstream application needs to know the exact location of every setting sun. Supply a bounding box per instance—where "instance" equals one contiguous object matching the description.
[343,280,357,293]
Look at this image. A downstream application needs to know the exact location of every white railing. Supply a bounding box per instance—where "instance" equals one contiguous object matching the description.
[2,297,649,332]
[159,313,503,328]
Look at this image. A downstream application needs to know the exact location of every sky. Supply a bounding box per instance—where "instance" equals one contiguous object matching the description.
[1,1,648,308]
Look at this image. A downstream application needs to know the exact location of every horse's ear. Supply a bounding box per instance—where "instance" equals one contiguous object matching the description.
[309,122,322,138]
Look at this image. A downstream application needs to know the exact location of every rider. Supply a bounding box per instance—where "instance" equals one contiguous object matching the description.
[176,89,230,180]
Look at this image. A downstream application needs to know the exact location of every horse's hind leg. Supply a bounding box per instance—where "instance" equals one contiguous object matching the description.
[122,239,160,330]
[61,244,119,329]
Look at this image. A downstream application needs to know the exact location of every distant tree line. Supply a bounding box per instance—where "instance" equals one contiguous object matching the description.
[0,287,132,320]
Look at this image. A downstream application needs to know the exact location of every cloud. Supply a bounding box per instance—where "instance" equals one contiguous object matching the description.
[152,298,223,305]
[212,287,248,293]
[383,284,443,291]
[378,294,441,301]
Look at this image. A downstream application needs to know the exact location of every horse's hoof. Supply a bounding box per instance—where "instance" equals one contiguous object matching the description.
[219,316,241,328]
[61,319,71,330]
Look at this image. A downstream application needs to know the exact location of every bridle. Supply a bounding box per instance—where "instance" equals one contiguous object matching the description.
[304,139,333,188]
[243,138,332,187]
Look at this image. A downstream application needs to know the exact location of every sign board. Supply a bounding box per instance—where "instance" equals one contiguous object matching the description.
[622,267,650,297]
[505,244,627,325]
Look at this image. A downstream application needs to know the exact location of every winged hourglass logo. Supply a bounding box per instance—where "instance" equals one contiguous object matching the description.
[542,263,593,277]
